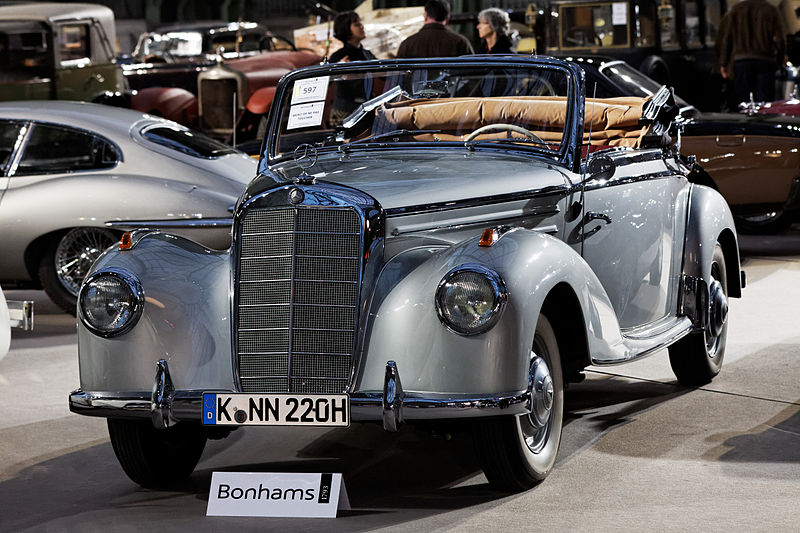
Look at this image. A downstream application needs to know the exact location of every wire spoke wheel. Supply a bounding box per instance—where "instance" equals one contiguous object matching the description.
[54,228,118,296]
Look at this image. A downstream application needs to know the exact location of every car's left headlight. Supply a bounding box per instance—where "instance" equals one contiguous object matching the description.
[79,268,144,337]
[435,264,507,336]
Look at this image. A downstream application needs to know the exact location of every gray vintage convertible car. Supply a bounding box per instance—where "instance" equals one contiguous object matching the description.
[0,101,256,314]
[69,56,743,492]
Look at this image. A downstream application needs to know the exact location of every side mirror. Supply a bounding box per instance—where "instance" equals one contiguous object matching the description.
[587,154,614,181]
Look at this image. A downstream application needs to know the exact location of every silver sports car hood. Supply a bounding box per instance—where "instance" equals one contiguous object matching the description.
[256,150,572,210]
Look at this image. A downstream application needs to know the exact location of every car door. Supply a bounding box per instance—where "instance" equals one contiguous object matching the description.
[0,119,27,199]
[576,151,689,329]
[55,21,121,101]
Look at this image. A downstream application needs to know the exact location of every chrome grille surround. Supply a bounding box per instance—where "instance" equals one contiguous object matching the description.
[232,182,384,394]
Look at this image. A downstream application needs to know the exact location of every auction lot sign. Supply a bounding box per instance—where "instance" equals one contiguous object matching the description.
[207,472,350,518]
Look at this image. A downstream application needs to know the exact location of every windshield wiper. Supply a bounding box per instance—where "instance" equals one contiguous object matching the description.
[464,137,553,151]
[338,129,442,152]
[341,85,410,129]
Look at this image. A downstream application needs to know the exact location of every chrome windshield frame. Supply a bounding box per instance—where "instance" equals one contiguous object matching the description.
[263,56,587,173]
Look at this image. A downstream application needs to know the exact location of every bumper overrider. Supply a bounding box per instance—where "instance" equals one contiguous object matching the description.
[69,359,534,432]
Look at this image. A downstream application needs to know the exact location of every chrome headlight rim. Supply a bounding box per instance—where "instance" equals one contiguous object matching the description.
[78,267,144,338]
[435,263,508,336]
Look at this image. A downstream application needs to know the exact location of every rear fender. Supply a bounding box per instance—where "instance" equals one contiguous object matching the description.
[357,229,624,395]
[683,184,742,298]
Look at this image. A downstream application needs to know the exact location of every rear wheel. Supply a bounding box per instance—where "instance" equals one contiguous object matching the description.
[472,314,564,492]
[38,227,118,315]
[669,244,729,385]
[107,419,207,488]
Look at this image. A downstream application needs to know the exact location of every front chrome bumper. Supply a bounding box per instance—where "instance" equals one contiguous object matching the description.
[7,300,33,330]
[69,360,531,431]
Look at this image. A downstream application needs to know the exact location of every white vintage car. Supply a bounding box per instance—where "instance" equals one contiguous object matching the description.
[69,56,743,492]
[0,286,33,361]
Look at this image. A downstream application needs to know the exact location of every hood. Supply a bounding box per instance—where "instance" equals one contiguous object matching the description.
[252,149,571,211]
[684,112,800,138]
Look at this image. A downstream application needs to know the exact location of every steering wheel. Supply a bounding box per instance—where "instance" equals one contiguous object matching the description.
[465,123,547,145]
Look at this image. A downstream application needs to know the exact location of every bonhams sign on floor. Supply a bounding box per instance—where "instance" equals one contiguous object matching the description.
[207,472,350,518]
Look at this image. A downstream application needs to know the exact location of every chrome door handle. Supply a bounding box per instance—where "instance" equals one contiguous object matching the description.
[586,211,612,224]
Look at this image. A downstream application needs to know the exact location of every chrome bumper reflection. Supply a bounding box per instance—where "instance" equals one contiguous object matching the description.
[69,359,530,426]
[68,389,530,422]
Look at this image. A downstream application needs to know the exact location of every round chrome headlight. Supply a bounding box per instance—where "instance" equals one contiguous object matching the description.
[79,269,143,337]
[435,264,507,336]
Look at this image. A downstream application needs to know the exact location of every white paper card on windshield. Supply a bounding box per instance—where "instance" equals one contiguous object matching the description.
[207,472,350,518]
[287,101,325,130]
[291,76,330,104]
[612,2,627,25]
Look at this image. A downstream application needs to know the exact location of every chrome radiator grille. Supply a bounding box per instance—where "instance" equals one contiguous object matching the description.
[236,206,362,393]
[200,78,237,130]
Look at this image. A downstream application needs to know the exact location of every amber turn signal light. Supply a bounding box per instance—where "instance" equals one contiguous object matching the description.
[479,228,497,247]
[119,232,133,251]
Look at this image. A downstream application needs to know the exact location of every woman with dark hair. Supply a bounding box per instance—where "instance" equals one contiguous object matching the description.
[329,11,375,62]
[476,8,514,54]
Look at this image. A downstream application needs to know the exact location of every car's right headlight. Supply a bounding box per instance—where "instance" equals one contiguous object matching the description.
[79,268,143,337]
[435,264,507,336]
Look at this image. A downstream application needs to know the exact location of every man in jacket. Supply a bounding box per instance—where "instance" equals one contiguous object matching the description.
[717,0,786,104]
[396,0,474,58]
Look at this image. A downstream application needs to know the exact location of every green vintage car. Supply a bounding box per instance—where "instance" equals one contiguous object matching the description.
[0,2,125,102]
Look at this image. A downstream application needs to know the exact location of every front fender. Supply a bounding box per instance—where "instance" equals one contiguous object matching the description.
[76,232,234,393]
[357,229,623,395]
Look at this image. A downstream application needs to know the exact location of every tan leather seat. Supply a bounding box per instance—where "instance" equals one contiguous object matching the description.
[373,96,652,147]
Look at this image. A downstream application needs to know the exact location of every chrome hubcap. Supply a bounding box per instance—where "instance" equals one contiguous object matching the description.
[521,344,554,454]
[708,278,728,338]
[529,356,554,428]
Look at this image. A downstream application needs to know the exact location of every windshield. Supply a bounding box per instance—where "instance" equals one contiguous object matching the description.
[271,65,572,159]
[0,21,52,80]
[600,61,691,108]
[138,31,204,59]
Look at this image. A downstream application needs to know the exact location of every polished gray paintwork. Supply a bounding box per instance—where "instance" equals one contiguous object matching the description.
[268,150,572,211]
[0,286,9,360]
[0,101,256,283]
[71,53,741,422]
[74,145,740,414]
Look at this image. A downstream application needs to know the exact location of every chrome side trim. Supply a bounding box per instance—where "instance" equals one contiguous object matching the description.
[68,388,532,422]
[105,218,233,229]
[7,300,33,330]
[389,205,560,235]
[384,185,569,217]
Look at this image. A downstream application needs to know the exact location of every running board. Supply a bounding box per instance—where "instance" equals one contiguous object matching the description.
[592,316,693,365]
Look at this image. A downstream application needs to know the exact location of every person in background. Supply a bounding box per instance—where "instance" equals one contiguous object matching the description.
[716,0,785,104]
[396,0,474,58]
[476,8,514,54]
[329,11,375,63]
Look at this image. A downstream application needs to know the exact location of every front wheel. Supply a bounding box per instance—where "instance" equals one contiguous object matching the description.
[38,227,118,315]
[107,419,207,488]
[472,314,564,492]
[669,243,729,385]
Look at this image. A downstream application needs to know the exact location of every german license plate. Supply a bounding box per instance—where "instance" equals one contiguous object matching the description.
[202,393,350,427]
